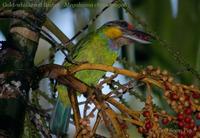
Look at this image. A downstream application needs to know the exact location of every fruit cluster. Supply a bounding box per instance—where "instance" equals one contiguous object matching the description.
[137,66,200,138]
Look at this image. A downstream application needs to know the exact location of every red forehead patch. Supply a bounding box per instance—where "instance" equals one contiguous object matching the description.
[128,23,134,30]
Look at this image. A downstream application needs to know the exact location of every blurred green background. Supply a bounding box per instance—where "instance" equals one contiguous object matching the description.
[136,0,200,85]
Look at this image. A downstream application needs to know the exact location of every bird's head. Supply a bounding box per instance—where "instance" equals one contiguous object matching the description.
[102,20,154,50]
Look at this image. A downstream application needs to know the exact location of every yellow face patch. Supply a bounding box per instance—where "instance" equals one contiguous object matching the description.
[105,27,123,39]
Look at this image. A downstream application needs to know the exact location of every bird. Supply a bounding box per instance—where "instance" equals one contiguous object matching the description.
[49,20,153,136]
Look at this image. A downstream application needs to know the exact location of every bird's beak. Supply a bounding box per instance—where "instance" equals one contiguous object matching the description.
[122,29,154,44]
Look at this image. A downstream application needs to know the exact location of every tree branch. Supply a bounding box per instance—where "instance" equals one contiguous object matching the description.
[68,89,81,132]
[38,63,164,90]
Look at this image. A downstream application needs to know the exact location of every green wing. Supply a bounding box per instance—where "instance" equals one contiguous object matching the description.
[71,31,118,85]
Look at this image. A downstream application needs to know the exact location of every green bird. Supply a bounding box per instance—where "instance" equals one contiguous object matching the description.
[50,20,153,136]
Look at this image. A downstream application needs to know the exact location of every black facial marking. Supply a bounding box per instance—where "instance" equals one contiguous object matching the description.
[106,20,129,28]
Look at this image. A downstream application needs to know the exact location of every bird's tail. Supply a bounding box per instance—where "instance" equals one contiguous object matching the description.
[50,98,71,136]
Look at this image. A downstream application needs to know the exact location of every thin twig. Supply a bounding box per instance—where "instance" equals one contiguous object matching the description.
[117,114,143,126]
[44,17,71,44]
[92,111,102,135]
[68,89,81,132]
[106,96,140,119]
[96,74,118,89]
[108,80,136,99]
[83,97,92,118]
[86,107,97,119]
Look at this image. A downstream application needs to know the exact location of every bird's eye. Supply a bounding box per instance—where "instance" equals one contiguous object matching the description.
[119,22,129,28]
[119,21,134,30]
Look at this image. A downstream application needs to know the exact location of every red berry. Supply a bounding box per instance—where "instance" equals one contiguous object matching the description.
[184,117,191,123]
[138,127,143,133]
[120,123,128,129]
[164,82,171,90]
[142,128,148,133]
[189,122,195,129]
[178,135,184,138]
[145,121,152,130]
[192,92,200,99]
[171,93,179,100]
[187,129,196,137]
[184,124,190,129]
[184,108,192,115]
[178,121,184,128]
[184,94,190,101]
[178,131,185,138]
[196,113,200,119]
[154,113,159,119]
[162,118,169,125]
[177,113,184,120]
[143,111,150,117]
